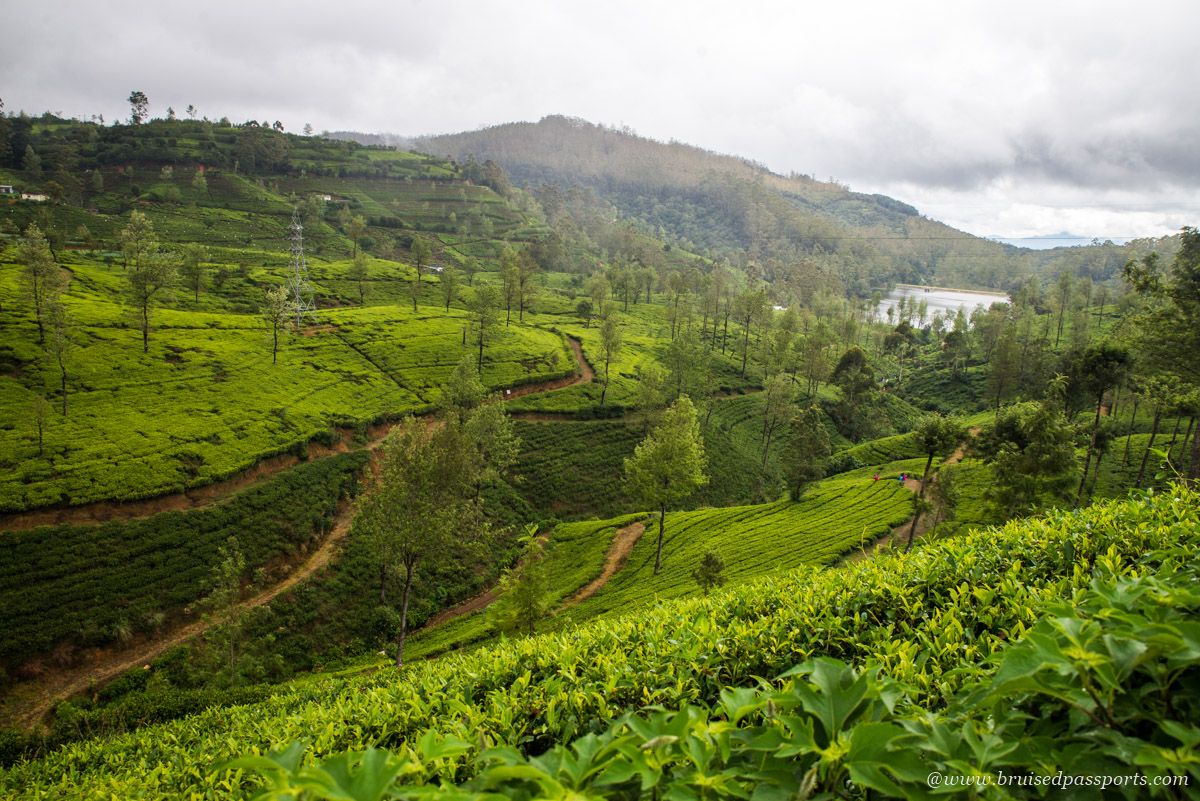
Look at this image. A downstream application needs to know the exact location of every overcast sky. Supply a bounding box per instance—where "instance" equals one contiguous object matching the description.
[6,0,1200,246]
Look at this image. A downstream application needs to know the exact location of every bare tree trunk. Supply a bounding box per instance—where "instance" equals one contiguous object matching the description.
[1189,420,1200,487]
[1075,397,1104,508]
[1086,450,1105,503]
[395,563,413,668]
[761,418,777,471]
[653,502,666,575]
[1136,402,1163,488]
[1181,416,1196,480]
[1121,399,1140,467]
[1166,414,1183,465]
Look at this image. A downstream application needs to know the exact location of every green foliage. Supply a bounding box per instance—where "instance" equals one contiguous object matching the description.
[625,396,707,574]
[356,418,483,666]
[780,403,831,497]
[0,452,365,668]
[976,383,1077,515]
[690,549,725,596]
[487,526,553,636]
[5,485,1197,797]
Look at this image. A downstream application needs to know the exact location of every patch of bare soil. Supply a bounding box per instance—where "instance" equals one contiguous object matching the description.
[557,521,646,610]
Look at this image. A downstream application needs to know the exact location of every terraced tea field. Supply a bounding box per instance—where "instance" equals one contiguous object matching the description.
[0,256,572,511]
[402,462,916,659]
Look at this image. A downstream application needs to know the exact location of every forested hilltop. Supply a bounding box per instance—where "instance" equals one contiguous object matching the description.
[397,115,1175,294]
[2,103,1199,798]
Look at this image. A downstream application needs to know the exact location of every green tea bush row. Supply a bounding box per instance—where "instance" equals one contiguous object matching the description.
[0,452,367,667]
[235,555,1200,799]
[8,481,1191,798]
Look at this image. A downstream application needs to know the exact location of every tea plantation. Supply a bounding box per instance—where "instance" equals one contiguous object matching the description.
[3,484,1195,798]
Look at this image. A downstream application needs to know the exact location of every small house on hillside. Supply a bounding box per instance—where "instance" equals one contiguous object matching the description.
[0,185,14,195]
[20,192,48,202]
[427,264,444,273]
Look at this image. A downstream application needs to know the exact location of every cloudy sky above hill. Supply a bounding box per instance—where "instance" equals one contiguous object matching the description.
[7,0,1199,246]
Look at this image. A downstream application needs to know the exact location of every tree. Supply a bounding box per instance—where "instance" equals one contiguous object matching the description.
[122,212,173,353]
[347,251,370,306]
[599,307,623,407]
[179,243,207,302]
[438,264,460,312]
[781,404,832,499]
[576,298,593,328]
[516,250,539,322]
[734,288,767,378]
[23,145,42,179]
[346,214,366,258]
[466,284,501,373]
[634,365,665,431]
[759,373,794,470]
[31,394,51,457]
[438,354,486,423]
[463,257,479,287]
[830,345,877,442]
[663,326,710,405]
[1125,227,1200,483]
[987,325,1021,415]
[500,246,519,325]
[624,396,708,575]
[1072,342,1130,507]
[46,300,71,415]
[356,419,480,667]
[905,414,965,550]
[203,537,248,687]
[975,376,1077,517]
[464,394,521,500]
[1052,271,1072,348]
[410,237,431,283]
[128,90,150,124]
[928,464,960,529]
[74,224,95,252]
[18,223,66,344]
[260,285,290,364]
[488,526,552,635]
[691,550,726,596]
[192,169,207,196]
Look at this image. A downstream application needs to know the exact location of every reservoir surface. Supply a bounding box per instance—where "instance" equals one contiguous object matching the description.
[876,284,1009,321]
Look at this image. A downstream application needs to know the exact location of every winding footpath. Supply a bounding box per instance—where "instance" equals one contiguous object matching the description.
[4,337,596,730]
[843,428,979,564]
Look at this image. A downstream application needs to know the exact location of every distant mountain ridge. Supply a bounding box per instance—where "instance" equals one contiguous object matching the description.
[332,116,1172,294]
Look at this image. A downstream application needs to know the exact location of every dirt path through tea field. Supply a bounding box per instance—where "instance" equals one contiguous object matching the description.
[0,338,595,534]
[557,521,646,610]
[843,428,979,564]
[4,337,596,730]
[13,505,357,730]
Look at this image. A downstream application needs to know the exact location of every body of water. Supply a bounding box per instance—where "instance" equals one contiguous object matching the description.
[876,284,1009,322]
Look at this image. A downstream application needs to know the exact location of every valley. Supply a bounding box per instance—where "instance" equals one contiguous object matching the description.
[0,110,1198,799]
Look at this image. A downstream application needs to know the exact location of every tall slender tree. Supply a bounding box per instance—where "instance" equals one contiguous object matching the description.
[599,306,623,407]
[122,212,174,353]
[356,419,479,667]
[624,396,708,575]
[18,223,66,344]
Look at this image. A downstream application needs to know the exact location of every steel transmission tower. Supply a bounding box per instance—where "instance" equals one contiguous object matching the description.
[286,209,317,327]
